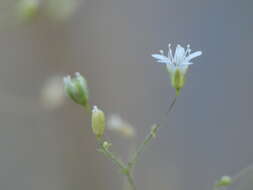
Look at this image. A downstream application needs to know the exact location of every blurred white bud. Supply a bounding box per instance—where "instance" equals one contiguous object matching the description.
[40,75,65,110]
[107,114,136,138]
[18,0,40,22]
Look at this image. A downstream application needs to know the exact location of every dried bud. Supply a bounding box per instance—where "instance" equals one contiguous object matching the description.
[92,106,105,138]
[63,72,89,108]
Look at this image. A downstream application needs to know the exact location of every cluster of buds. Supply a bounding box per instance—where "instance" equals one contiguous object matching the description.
[64,73,105,138]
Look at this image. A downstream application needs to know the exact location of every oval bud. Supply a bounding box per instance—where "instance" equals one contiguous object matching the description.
[216,176,232,187]
[92,106,105,138]
[63,72,89,108]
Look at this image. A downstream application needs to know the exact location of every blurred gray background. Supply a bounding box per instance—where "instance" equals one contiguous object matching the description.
[0,0,253,190]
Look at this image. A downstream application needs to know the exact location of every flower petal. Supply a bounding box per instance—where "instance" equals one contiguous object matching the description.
[151,54,171,64]
[157,60,170,64]
[151,54,167,60]
[177,65,188,74]
[181,61,194,66]
[166,63,176,74]
[174,45,185,63]
[186,51,202,62]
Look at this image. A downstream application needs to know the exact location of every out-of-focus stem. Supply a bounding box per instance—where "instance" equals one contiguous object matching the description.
[232,164,253,182]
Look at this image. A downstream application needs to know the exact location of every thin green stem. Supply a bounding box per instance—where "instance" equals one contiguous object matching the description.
[166,95,177,115]
[97,140,136,190]
[126,172,137,190]
[128,124,159,170]
[85,103,92,113]
[213,164,253,190]
[98,142,126,171]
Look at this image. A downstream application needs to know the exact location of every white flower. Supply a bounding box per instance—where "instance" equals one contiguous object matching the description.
[152,44,202,74]
[152,44,202,95]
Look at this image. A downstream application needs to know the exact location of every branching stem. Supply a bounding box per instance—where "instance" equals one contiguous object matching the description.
[128,124,159,170]
[97,97,177,190]
[97,140,136,190]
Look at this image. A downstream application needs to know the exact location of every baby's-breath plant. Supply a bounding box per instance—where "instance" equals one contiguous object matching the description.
[63,72,161,190]
[63,44,202,190]
[62,45,253,190]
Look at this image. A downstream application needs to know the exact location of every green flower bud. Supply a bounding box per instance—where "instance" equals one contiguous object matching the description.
[215,176,232,187]
[18,0,40,22]
[170,69,186,96]
[102,141,111,150]
[63,72,89,108]
[92,106,105,138]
